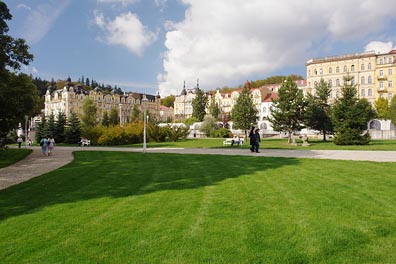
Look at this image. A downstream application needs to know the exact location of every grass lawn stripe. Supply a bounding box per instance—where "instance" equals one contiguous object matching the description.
[1,151,396,263]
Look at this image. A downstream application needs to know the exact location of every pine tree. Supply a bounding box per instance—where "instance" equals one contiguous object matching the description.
[55,112,66,143]
[231,85,258,133]
[65,112,81,144]
[331,75,376,145]
[192,88,208,121]
[102,111,110,126]
[304,79,333,141]
[209,97,221,119]
[46,113,56,137]
[269,77,305,144]
[35,113,47,143]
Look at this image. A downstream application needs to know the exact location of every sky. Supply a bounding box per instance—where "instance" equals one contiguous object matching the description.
[4,0,396,97]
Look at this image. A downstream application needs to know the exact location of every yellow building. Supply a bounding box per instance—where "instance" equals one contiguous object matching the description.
[306,50,396,103]
[45,85,161,124]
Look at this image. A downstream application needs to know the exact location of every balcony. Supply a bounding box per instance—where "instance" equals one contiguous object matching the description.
[377,75,387,80]
[377,88,388,93]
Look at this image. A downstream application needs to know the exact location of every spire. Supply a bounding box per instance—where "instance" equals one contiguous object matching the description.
[181,81,187,95]
[196,78,199,90]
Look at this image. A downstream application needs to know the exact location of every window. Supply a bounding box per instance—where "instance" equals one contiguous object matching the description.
[336,79,340,86]
[389,58,393,64]
[336,91,340,97]
[336,66,340,73]
[361,76,365,85]
[314,69,317,75]
[368,89,373,96]
[389,81,393,88]
[389,93,393,101]
[368,63,372,70]
[368,76,372,84]
[329,92,333,98]
[379,82,384,89]
[263,107,267,114]
[380,58,383,64]
[351,77,355,85]
[329,67,333,74]
[319,68,323,75]
[343,65,347,72]
[361,89,365,97]
[379,70,384,76]
[314,81,318,87]
[351,65,355,72]
[329,79,333,87]
[361,63,365,71]
[389,69,393,75]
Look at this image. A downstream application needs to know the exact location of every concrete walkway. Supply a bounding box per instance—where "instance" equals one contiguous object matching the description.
[1,146,396,190]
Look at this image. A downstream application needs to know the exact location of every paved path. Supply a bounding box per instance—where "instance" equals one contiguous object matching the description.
[1,146,396,190]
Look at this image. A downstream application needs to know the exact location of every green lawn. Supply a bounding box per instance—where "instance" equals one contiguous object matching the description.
[1,151,395,263]
[0,148,32,169]
[129,137,396,151]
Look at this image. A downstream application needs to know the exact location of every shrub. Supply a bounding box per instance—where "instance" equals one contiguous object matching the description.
[210,128,232,138]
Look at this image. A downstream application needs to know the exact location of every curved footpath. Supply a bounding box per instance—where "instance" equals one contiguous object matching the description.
[1,146,396,190]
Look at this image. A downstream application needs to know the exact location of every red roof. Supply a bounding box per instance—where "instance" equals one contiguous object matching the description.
[263,92,278,102]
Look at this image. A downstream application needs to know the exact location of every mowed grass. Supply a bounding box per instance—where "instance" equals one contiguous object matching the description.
[1,151,396,263]
[0,149,32,168]
[131,137,396,151]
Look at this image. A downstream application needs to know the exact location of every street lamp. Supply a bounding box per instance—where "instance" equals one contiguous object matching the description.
[142,95,148,153]
[25,115,28,148]
[119,103,123,126]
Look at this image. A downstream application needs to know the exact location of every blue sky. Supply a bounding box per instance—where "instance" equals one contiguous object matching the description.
[4,0,396,96]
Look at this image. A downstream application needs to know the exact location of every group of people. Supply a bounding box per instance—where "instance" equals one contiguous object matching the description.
[40,136,55,156]
[249,126,261,153]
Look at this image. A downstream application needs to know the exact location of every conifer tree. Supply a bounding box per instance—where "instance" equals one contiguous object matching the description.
[209,97,221,120]
[35,113,47,143]
[55,112,67,143]
[231,85,258,133]
[331,75,375,145]
[65,112,81,144]
[102,111,110,126]
[192,88,208,121]
[269,77,305,143]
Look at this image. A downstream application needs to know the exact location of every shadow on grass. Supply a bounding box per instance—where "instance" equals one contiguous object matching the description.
[0,151,299,221]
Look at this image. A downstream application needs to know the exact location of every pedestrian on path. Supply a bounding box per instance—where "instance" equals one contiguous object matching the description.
[17,136,23,148]
[249,126,256,152]
[40,136,48,156]
[254,128,261,153]
[47,136,55,156]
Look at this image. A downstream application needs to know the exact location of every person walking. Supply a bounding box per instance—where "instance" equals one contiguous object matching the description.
[40,136,48,156]
[47,136,55,156]
[249,126,256,152]
[254,128,261,153]
[17,136,23,148]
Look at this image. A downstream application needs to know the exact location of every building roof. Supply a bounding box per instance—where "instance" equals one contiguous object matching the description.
[262,92,278,102]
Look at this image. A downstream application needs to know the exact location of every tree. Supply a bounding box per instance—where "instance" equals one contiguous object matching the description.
[35,113,47,143]
[55,112,67,143]
[45,113,56,137]
[390,96,396,125]
[374,97,389,119]
[109,107,119,126]
[208,97,221,119]
[304,79,333,141]
[65,112,81,144]
[0,2,37,137]
[331,75,376,145]
[200,115,218,136]
[192,88,208,121]
[130,104,141,122]
[81,98,97,128]
[161,95,175,108]
[231,85,258,134]
[268,77,305,143]
[102,111,110,127]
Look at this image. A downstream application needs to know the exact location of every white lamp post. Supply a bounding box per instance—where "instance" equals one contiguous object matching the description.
[24,115,28,148]
[142,95,148,153]
[119,103,123,126]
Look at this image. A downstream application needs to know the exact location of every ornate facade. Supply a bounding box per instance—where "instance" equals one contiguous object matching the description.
[306,50,396,103]
[45,85,161,124]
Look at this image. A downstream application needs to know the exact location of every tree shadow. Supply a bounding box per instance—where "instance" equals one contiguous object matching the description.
[0,151,299,221]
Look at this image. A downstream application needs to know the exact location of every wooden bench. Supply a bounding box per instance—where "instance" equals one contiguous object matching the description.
[223,137,245,147]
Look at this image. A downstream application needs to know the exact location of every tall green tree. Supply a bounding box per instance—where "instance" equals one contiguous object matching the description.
[331,76,376,145]
[65,112,81,144]
[390,96,396,125]
[81,98,97,128]
[304,79,333,141]
[45,113,56,137]
[374,97,390,119]
[55,112,67,143]
[35,113,47,143]
[192,88,208,121]
[161,95,175,108]
[269,77,306,144]
[209,97,221,120]
[231,85,257,134]
[0,2,38,138]
[109,107,119,126]
[130,104,141,122]
[102,111,110,127]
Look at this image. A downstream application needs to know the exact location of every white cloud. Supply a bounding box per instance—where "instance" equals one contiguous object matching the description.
[158,0,396,96]
[17,4,31,11]
[19,0,71,44]
[94,12,158,56]
[365,41,396,54]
